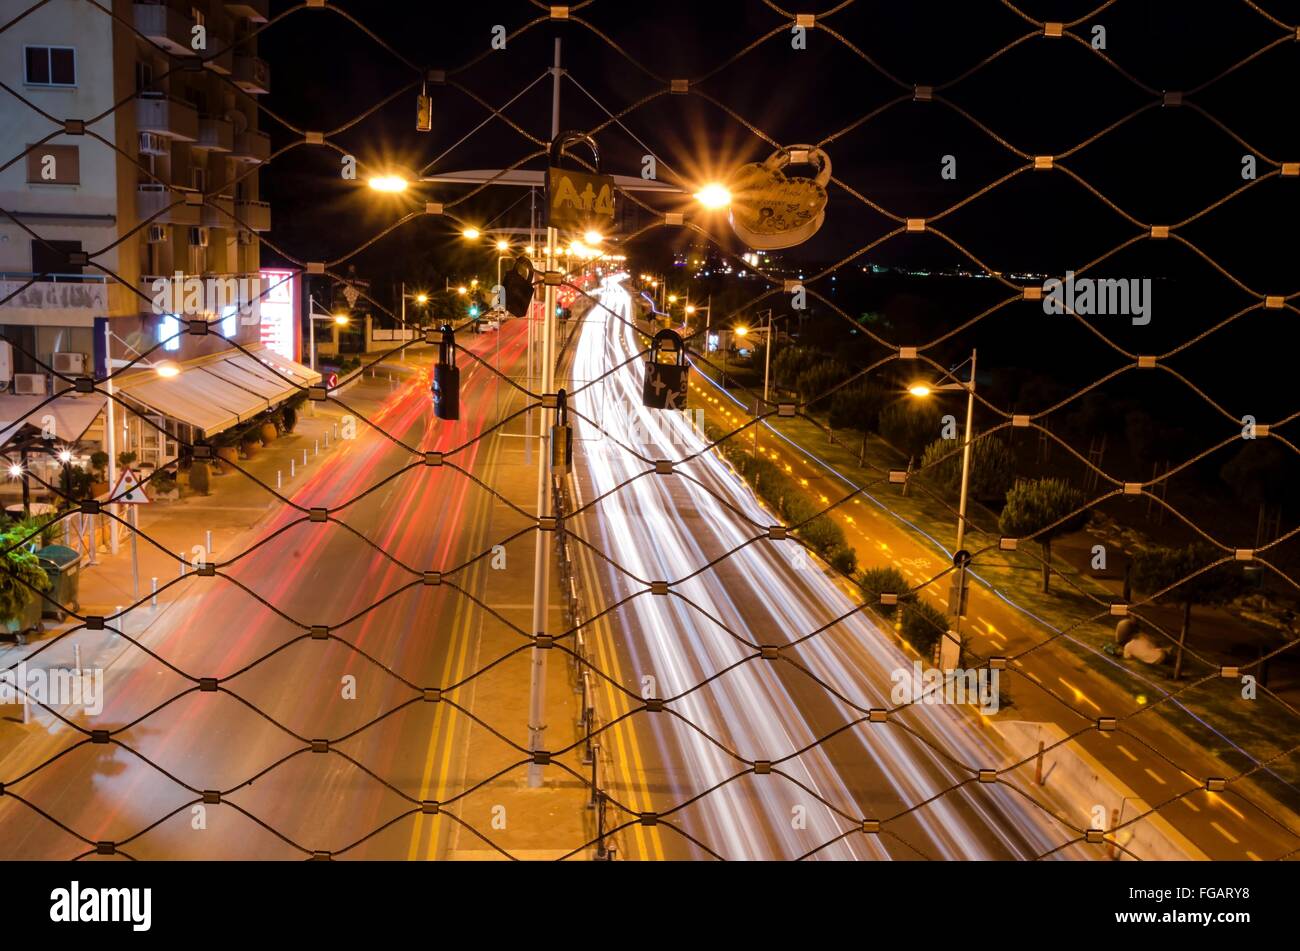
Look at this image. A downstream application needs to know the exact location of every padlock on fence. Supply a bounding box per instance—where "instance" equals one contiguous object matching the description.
[642,329,689,410]
[431,324,459,420]
[551,388,573,475]
[503,255,535,318]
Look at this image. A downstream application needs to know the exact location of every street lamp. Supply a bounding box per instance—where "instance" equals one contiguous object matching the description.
[462,227,481,240]
[694,182,732,209]
[367,175,409,193]
[307,294,349,371]
[908,348,978,615]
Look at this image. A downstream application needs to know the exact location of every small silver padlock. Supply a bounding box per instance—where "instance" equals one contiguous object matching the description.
[551,389,573,475]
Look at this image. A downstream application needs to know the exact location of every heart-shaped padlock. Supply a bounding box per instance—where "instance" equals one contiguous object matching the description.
[728,145,831,250]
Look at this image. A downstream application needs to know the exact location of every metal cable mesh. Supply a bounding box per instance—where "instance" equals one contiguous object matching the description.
[0,0,1297,860]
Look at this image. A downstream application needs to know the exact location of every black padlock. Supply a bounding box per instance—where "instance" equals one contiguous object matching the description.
[551,388,573,475]
[503,255,535,318]
[432,324,459,420]
[642,329,689,410]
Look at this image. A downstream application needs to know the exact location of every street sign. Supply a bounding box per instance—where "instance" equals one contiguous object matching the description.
[108,467,151,505]
[325,371,339,389]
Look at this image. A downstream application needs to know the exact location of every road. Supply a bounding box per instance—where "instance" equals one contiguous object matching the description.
[0,321,555,859]
[566,275,1095,860]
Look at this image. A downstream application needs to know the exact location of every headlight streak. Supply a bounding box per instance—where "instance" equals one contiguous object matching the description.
[570,276,1085,860]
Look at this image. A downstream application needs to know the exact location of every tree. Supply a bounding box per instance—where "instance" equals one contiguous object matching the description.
[878,400,942,460]
[1131,543,1246,679]
[1219,441,1291,510]
[794,361,851,410]
[918,435,1016,502]
[828,382,888,433]
[998,478,1087,592]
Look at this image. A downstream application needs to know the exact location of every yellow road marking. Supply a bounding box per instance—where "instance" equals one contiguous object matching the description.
[1210,821,1239,844]
[1143,768,1167,785]
[1116,744,1138,762]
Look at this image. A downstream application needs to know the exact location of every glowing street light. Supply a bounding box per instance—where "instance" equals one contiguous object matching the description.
[496,239,510,252]
[368,175,409,193]
[457,286,467,295]
[7,464,22,479]
[57,449,73,464]
[462,227,481,240]
[333,313,350,325]
[525,245,535,256]
[583,230,603,245]
[733,325,748,336]
[694,182,732,209]
[908,383,933,398]
[416,293,428,305]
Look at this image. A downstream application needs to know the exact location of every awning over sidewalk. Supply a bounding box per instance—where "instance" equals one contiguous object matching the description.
[0,393,108,448]
[116,347,321,437]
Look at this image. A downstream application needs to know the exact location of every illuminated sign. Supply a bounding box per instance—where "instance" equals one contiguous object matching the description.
[258,269,297,362]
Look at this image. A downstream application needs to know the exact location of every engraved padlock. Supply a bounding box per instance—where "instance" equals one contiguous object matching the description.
[642,329,689,410]
[551,388,573,475]
[431,324,459,420]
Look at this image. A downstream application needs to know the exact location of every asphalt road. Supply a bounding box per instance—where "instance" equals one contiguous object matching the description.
[566,275,1095,860]
[0,323,537,859]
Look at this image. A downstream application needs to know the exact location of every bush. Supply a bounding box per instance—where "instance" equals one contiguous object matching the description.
[0,529,50,622]
[918,435,1017,502]
[90,451,109,477]
[900,598,948,657]
[794,361,851,411]
[117,451,137,469]
[857,566,915,618]
[828,383,888,432]
[878,400,942,459]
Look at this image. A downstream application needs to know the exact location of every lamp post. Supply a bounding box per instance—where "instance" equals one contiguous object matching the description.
[908,348,977,615]
[307,294,350,372]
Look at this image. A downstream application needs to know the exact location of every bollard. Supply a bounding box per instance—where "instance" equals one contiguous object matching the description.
[206,530,212,559]
[178,554,185,578]
[325,431,331,448]
[151,577,158,609]
[314,439,319,457]
[73,643,82,676]
[290,459,296,478]
[277,470,282,490]
[303,449,308,466]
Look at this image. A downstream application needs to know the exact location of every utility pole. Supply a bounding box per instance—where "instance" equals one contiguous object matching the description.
[528,35,563,788]
[103,319,119,555]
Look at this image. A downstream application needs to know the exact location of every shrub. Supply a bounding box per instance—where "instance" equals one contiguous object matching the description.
[900,598,948,657]
[857,566,915,618]
[0,530,50,622]
[878,400,942,459]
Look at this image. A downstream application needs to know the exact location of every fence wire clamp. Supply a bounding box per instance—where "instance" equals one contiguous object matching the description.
[759,645,781,660]
[421,800,440,814]
[202,790,221,804]
[654,459,674,475]
[304,131,324,145]
[423,688,442,703]
[1205,777,1227,792]
[1033,155,1053,170]
[1085,829,1105,844]
[906,218,926,232]
[86,616,105,630]
[308,385,328,401]
[913,84,932,102]
[309,625,329,640]
[989,657,1008,670]
[306,262,326,275]
[541,392,559,409]
[423,570,442,586]
[768,525,788,540]
[753,760,773,774]
[1163,91,1184,106]
[1253,424,1270,437]
[897,346,918,359]
[1282,162,1299,176]
[776,402,796,417]
[1264,295,1284,309]
[421,450,444,467]
[424,202,444,215]
[1044,22,1064,37]
[977,769,998,783]
[538,516,558,531]
[861,819,881,833]
[663,212,684,226]
[1098,717,1118,732]
[193,444,213,460]
[1220,666,1240,678]
[650,581,669,596]
[426,68,446,84]
[879,592,899,605]
[532,750,551,765]
[187,318,209,335]
[96,842,115,855]
[63,118,85,135]
[199,677,218,692]
[79,499,101,515]
[869,708,888,723]
[1150,225,1169,239]
[311,739,329,753]
[1137,355,1157,368]
[91,729,110,744]
[645,698,665,712]
[534,634,555,649]
[1011,414,1031,427]
[197,563,216,577]
[998,537,1018,551]
[795,13,815,28]
[1109,603,1129,616]
[67,251,89,267]
[550,4,569,18]
[542,270,564,286]
[1234,549,1254,561]
[1022,286,1042,301]
[1123,483,1143,495]
[639,812,659,826]
[309,507,329,522]
[311,851,332,861]
[670,79,689,94]
[888,470,908,484]
[73,376,95,393]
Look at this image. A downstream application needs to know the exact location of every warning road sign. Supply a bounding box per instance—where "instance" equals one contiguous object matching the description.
[107,467,151,505]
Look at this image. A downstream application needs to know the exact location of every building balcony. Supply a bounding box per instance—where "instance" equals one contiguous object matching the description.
[132,2,193,56]
[230,130,271,164]
[137,184,201,227]
[232,55,270,95]
[136,94,199,142]
[203,33,234,74]
[202,194,235,229]
[234,199,271,231]
[0,274,110,326]
[195,115,234,152]
[224,0,268,23]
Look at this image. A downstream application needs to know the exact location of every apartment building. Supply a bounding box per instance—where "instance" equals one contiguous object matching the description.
[0,0,312,476]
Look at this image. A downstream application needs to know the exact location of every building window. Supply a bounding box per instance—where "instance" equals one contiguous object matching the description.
[25,144,79,184]
[24,46,76,86]
[221,304,238,339]
[159,314,181,352]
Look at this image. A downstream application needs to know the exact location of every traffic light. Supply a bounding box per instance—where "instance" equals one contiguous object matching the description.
[468,305,480,318]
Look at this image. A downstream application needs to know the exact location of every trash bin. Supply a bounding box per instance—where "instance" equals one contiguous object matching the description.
[35,544,81,622]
